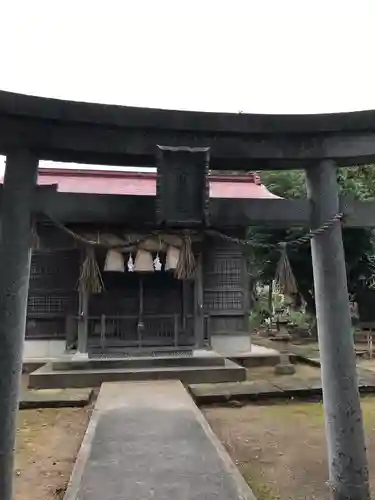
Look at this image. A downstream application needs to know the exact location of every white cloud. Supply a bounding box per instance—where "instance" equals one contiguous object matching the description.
[0,0,373,114]
[0,0,373,173]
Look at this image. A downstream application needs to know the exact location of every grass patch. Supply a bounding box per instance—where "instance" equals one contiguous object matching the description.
[204,397,375,500]
[241,465,281,500]
[241,398,375,430]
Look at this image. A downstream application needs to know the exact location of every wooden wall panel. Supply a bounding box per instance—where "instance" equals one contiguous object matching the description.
[203,237,248,335]
[27,247,79,339]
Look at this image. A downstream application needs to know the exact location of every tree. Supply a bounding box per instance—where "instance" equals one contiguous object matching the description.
[249,166,375,314]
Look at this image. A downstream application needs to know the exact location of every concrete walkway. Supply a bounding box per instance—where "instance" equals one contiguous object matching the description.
[64,381,256,500]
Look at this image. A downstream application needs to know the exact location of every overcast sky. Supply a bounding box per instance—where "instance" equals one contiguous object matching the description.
[0,0,374,171]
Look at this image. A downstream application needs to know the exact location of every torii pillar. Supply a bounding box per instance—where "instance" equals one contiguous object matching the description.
[0,150,39,500]
[306,160,370,500]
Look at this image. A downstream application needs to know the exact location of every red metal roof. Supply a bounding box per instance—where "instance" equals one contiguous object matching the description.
[32,168,279,199]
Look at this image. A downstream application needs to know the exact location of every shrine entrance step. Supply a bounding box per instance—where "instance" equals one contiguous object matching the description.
[88,347,194,358]
[29,352,246,389]
[64,381,256,500]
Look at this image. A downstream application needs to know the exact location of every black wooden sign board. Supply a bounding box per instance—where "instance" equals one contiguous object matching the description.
[156,145,210,227]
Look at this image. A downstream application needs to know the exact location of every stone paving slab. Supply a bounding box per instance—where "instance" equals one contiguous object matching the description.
[190,380,282,402]
[271,376,313,392]
[64,381,256,500]
[190,373,375,403]
[19,388,93,409]
[304,378,324,391]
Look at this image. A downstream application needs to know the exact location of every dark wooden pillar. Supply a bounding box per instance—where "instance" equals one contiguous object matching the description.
[194,253,204,349]
[181,280,188,330]
[306,160,370,500]
[65,314,76,351]
[77,290,89,355]
[0,150,38,500]
[137,276,144,347]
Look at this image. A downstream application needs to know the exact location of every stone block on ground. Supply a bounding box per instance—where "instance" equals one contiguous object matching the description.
[19,388,93,409]
[271,377,315,393]
[189,380,282,403]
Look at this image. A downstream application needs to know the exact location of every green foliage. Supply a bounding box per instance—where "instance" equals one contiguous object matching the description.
[337,165,375,201]
[249,283,312,330]
[251,166,375,309]
[261,164,375,200]
[259,170,305,199]
[288,309,310,328]
[248,310,264,329]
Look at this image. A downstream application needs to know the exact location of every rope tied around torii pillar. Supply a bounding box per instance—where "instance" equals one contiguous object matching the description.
[273,212,344,296]
[206,212,344,297]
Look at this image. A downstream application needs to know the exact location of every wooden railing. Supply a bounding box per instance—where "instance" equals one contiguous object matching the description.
[65,312,211,352]
[86,313,196,350]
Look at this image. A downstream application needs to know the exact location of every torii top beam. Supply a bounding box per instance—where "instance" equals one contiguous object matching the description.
[1,90,375,169]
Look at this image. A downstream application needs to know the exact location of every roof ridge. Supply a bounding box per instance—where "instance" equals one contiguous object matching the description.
[38,167,261,184]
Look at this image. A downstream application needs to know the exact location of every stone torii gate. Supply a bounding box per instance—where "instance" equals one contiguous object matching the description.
[0,91,375,500]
